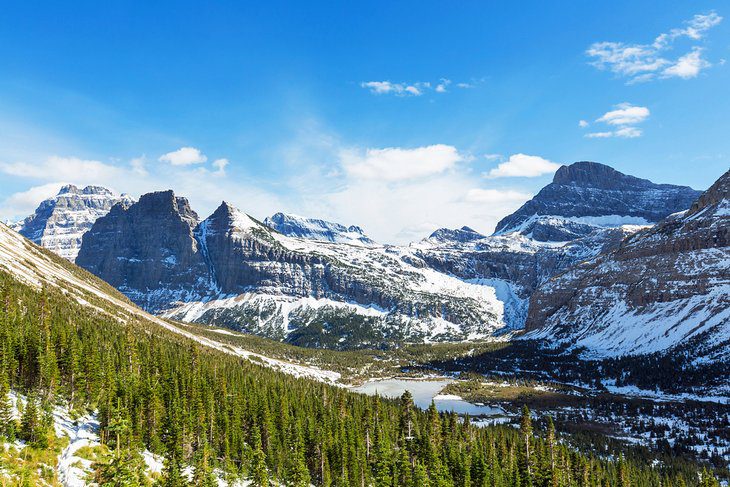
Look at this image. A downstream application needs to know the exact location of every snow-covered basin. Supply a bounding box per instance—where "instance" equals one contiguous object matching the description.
[353,378,504,416]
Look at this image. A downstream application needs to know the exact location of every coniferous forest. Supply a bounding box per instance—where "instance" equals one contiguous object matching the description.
[0,269,723,486]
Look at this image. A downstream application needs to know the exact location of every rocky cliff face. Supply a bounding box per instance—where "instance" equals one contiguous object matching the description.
[76,190,213,310]
[407,224,643,328]
[494,161,701,241]
[524,169,730,362]
[263,212,376,246]
[14,185,132,261]
[77,195,510,347]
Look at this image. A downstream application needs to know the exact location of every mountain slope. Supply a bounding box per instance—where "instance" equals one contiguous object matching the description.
[14,184,133,261]
[494,161,701,241]
[0,221,340,383]
[524,169,730,363]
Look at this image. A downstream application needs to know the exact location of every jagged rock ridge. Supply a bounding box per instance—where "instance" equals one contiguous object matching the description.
[263,212,376,246]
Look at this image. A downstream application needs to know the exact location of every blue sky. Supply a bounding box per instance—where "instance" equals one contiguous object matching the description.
[0,1,728,243]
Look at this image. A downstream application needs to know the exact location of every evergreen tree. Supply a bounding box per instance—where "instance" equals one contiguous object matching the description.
[94,448,148,487]
[520,405,533,486]
[191,441,217,487]
[0,371,16,440]
[20,393,41,445]
[250,428,270,487]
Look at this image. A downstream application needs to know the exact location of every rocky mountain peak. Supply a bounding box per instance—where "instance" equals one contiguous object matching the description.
[135,190,199,228]
[76,190,212,310]
[551,161,646,189]
[14,184,133,261]
[494,161,701,241]
[426,226,485,244]
[57,184,117,197]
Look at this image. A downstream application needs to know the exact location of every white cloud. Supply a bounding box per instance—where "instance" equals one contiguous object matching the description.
[579,120,589,128]
[0,153,280,224]
[587,11,721,83]
[585,131,613,138]
[0,119,531,245]
[340,144,464,182]
[584,103,649,139]
[361,78,475,96]
[435,79,451,93]
[158,146,208,166]
[1,182,66,221]
[360,81,427,97]
[484,153,503,161]
[614,126,643,138]
[212,158,229,176]
[596,103,650,125]
[586,127,642,139]
[484,154,561,179]
[314,172,531,244]
[662,47,709,79]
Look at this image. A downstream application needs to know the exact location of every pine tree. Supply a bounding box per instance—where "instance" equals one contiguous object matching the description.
[191,441,217,487]
[0,371,16,441]
[546,416,556,471]
[250,428,270,487]
[520,405,533,486]
[286,423,310,487]
[95,448,147,486]
[20,393,40,445]
[399,390,416,442]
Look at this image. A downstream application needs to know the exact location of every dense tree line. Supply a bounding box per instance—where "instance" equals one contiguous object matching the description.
[0,271,721,486]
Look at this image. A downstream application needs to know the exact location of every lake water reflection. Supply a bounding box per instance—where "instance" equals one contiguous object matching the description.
[353,378,504,417]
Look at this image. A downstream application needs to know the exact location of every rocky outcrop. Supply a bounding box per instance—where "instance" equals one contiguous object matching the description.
[263,212,376,246]
[494,161,701,241]
[14,184,132,261]
[76,190,212,310]
[524,169,730,362]
[424,226,486,245]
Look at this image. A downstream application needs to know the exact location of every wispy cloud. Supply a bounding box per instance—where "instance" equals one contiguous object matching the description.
[360,78,477,96]
[212,158,229,176]
[596,104,650,125]
[587,12,722,83]
[585,103,649,138]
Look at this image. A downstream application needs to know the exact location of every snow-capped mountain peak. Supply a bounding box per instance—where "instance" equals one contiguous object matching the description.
[14,184,133,262]
[263,212,377,246]
[423,226,486,245]
[493,161,701,241]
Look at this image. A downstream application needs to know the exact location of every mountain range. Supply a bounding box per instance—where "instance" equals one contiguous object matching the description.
[9,161,727,364]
